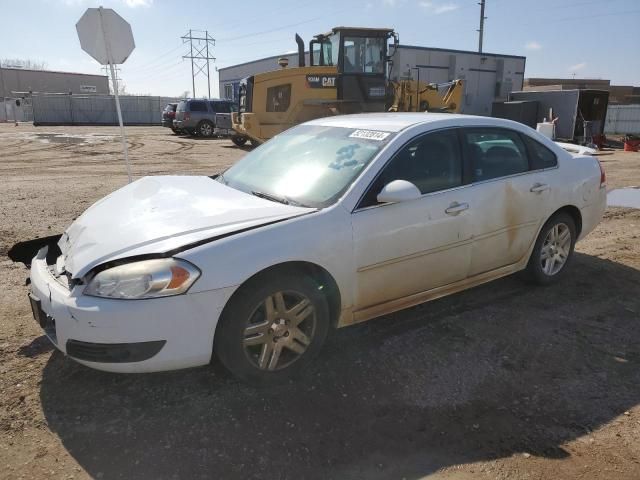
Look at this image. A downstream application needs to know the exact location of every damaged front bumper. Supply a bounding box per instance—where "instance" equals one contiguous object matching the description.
[28,246,233,373]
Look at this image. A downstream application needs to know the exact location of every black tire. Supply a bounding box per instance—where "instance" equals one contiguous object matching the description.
[524,212,577,285]
[230,135,248,147]
[198,120,214,137]
[214,271,330,386]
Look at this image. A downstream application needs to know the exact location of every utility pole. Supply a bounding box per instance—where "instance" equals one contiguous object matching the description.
[181,30,216,98]
[478,0,486,53]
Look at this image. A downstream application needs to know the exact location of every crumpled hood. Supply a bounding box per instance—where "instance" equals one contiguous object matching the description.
[59,176,314,278]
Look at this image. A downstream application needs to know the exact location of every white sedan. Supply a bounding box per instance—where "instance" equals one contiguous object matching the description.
[29,113,606,384]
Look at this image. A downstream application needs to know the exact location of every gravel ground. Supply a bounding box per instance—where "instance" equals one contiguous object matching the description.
[1,124,639,480]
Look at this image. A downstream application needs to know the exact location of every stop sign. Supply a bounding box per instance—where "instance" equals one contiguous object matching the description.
[76,8,135,65]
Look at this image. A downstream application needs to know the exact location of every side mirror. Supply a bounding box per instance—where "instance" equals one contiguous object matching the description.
[376,179,421,204]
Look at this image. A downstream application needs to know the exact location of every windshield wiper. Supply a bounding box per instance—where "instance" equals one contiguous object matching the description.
[251,190,291,205]
[251,190,311,208]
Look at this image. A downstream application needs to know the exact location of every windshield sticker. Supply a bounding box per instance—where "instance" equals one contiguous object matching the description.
[329,144,361,170]
[349,129,391,141]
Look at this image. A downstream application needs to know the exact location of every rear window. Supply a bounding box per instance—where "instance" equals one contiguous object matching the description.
[189,101,208,112]
[176,101,187,112]
[522,135,558,170]
[463,128,529,181]
[210,101,231,114]
[163,104,176,113]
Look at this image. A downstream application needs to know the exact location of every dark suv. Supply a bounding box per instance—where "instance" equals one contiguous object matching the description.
[161,103,178,133]
[173,99,236,137]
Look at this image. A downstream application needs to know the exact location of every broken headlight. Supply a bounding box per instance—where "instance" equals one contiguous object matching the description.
[84,258,200,299]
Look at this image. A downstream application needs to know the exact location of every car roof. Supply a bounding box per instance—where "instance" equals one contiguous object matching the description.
[186,98,230,102]
[306,112,524,133]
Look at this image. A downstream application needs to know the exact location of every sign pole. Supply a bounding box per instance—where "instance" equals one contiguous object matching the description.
[98,6,132,184]
[109,61,132,183]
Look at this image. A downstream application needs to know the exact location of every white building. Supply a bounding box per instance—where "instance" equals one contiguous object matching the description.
[218,45,525,116]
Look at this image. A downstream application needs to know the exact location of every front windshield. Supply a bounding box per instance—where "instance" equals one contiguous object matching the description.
[343,36,385,74]
[218,124,394,208]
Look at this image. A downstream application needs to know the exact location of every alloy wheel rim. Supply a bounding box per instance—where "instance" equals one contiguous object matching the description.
[243,290,316,371]
[201,123,212,136]
[540,223,571,276]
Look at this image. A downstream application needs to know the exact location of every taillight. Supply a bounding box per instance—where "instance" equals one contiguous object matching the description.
[184,113,191,121]
[598,160,606,188]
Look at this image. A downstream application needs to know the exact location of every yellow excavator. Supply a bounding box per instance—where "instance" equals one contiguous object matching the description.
[230,26,464,146]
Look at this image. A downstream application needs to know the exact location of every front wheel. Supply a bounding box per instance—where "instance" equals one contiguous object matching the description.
[230,135,248,147]
[214,272,329,385]
[524,212,576,285]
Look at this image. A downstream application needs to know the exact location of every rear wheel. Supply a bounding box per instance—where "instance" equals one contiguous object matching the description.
[524,212,576,285]
[214,272,329,385]
[231,135,248,147]
[198,120,214,137]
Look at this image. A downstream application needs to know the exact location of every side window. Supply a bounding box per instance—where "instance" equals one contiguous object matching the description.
[266,84,291,112]
[223,84,233,100]
[463,128,529,181]
[210,102,231,113]
[522,135,558,170]
[359,129,462,208]
[189,101,207,112]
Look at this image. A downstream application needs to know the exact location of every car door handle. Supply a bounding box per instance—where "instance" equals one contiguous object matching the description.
[445,202,469,215]
[530,183,550,193]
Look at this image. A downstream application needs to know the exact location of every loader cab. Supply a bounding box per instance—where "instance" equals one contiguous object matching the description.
[309,27,397,112]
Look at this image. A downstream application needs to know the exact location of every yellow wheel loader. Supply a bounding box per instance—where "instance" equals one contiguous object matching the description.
[231,26,464,145]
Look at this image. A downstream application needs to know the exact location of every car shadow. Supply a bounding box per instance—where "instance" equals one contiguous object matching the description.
[39,253,640,479]
[8,234,61,268]
[18,335,55,358]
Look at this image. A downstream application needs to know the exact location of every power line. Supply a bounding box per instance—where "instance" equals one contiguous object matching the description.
[207,0,316,34]
[126,44,186,73]
[125,60,186,82]
[182,29,216,98]
[216,5,356,43]
[513,8,640,26]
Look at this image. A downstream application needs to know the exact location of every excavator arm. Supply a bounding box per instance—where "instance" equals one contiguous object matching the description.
[388,79,464,113]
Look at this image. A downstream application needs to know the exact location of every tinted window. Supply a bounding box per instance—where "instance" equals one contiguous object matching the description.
[463,128,528,181]
[359,129,462,208]
[163,104,176,113]
[189,101,207,112]
[210,101,231,113]
[266,84,291,112]
[523,135,557,170]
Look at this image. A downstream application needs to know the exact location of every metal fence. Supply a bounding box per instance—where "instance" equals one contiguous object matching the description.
[31,94,180,125]
[605,105,640,135]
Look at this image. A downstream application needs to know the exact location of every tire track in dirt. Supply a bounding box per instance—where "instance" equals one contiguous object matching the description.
[6,142,72,157]
[160,139,195,155]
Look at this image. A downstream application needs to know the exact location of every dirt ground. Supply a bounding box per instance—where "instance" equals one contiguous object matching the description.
[1,124,639,480]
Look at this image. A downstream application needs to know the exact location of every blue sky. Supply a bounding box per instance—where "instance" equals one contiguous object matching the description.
[1,0,639,97]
